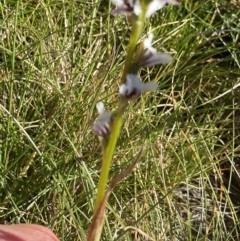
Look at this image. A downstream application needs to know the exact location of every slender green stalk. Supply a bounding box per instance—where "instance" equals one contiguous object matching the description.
[121,18,145,83]
[94,111,123,211]
[94,10,147,212]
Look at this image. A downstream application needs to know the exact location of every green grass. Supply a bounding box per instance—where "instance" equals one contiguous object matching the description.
[1,0,240,240]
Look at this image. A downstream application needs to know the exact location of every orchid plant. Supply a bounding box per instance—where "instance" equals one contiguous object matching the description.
[87,0,180,240]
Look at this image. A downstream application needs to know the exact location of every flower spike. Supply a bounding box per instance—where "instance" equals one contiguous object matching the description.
[119,74,158,100]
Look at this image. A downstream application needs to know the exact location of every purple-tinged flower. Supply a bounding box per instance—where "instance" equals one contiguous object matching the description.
[140,33,172,67]
[119,74,158,100]
[110,0,141,16]
[90,102,112,137]
[110,0,180,17]
[146,0,181,17]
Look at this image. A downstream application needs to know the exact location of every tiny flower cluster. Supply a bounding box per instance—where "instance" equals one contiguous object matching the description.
[111,0,180,18]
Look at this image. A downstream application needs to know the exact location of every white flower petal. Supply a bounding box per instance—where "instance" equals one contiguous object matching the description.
[146,0,181,17]
[142,53,172,67]
[143,33,157,54]
[141,81,158,92]
[133,0,142,16]
[129,0,135,6]
[111,0,124,7]
[146,0,166,17]
[97,112,112,123]
[143,33,153,49]
[119,84,128,96]
[127,74,142,90]
[165,0,181,5]
[96,102,105,114]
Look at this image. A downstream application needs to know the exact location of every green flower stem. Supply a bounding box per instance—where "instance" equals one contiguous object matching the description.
[94,111,123,212]
[94,9,146,213]
[122,15,146,83]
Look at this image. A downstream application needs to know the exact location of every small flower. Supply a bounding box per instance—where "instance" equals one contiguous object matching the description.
[119,74,158,100]
[90,102,112,137]
[146,0,181,17]
[110,0,180,17]
[110,0,141,16]
[140,33,172,67]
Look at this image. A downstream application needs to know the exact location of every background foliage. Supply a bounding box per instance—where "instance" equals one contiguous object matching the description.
[0,0,240,240]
